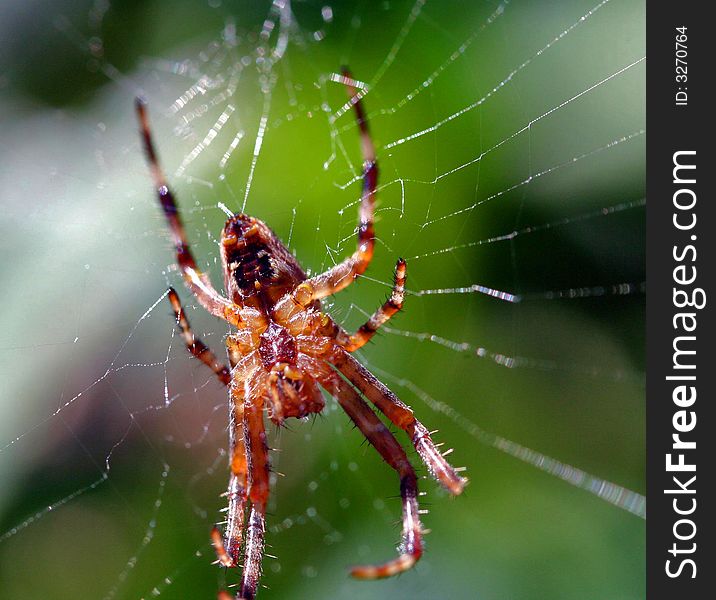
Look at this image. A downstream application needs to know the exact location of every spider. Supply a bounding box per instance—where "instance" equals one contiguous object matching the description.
[136,69,467,600]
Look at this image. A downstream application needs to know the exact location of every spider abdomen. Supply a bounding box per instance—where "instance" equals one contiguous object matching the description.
[258,322,297,368]
[258,322,326,424]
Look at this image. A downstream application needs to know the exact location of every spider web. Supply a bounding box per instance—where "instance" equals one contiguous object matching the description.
[0,1,645,598]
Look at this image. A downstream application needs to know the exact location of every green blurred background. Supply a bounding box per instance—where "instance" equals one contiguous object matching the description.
[0,0,644,598]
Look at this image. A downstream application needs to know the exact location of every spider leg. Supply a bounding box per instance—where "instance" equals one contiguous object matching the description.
[238,392,270,600]
[213,384,250,570]
[334,351,467,496]
[337,258,406,351]
[324,374,423,578]
[296,68,377,304]
[167,287,249,569]
[166,286,249,568]
[168,288,232,385]
[136,99,239,322]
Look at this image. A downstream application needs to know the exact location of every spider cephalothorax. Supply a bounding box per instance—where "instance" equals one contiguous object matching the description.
[137,69,467,600]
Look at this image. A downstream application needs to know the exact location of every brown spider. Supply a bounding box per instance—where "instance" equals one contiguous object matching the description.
[136,69,467,600]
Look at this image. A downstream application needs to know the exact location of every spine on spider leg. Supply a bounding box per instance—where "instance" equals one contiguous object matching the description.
[223,474,246,564]
[408,420,467,496]
[239,394,270,600]
[219,384,250,567]
[239,506,266,600]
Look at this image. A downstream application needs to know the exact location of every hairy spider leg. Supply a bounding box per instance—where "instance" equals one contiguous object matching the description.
[211,388,252,598]
[136,99,239,323]
[168,288,232,385]
[298,68,377,303]
[165,289,249,570]
[324,375,423,578]
[213,380,250,570]
[337,258,406,351]
[239,391,270,600]
[335,351,468,496]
